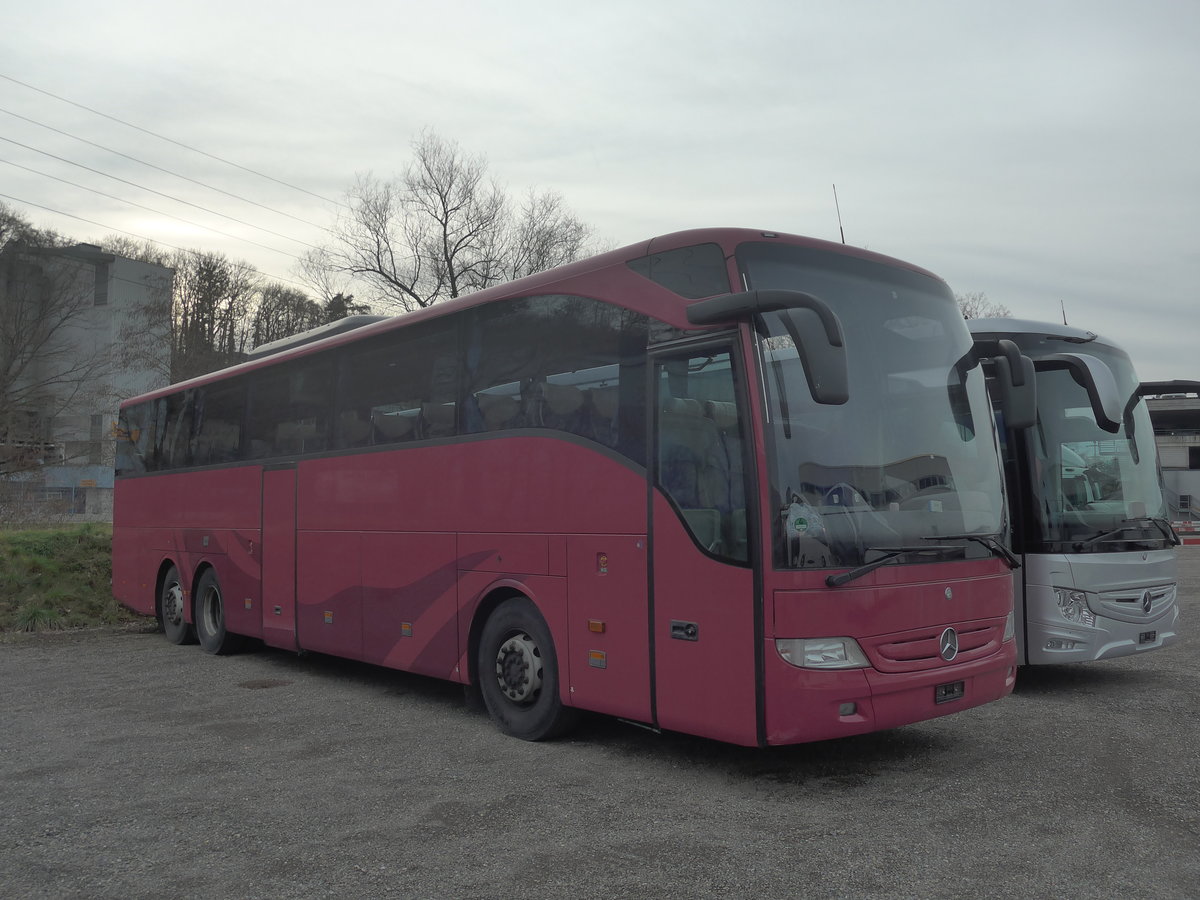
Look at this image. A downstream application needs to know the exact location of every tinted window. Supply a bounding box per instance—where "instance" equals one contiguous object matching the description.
[191,381,245,465]
[335,321,459,447]
[154,392,194,470]
[116,401,156,475]
[627,243,729,299]
[463,295,649,464]
[246,359,334,458]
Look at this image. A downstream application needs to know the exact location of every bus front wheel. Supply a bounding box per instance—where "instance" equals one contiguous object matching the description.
[194,569,243,655]
[159,566,196,645]
[478,597,578,741]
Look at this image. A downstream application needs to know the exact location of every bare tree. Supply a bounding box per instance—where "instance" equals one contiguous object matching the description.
[309,131,595,312]
[956,291,1012,319]
[104,235,344,378]
[171,251,259,381]
[503,189,593,282]
[297,245,355,307]
[250,284,324,348]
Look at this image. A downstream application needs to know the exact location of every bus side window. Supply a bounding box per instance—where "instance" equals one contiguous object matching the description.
[335,321,458,447]
[191,381,244,465]
[155,392,194,469]
[247,360,334,459]
[463,295,648,464]
[116,401,156,475]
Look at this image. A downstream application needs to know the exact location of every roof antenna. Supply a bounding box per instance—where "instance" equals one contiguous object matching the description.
[1060,299,1068,326]
[832,183,846,244]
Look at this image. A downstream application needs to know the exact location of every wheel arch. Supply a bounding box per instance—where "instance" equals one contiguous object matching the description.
[466,583,530,693]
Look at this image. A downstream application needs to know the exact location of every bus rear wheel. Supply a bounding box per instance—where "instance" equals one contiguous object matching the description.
[194,569,243,655]
[159,566,195,645]
[478,597,578,741]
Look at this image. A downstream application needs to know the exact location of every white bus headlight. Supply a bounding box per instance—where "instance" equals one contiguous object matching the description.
[1003,610,1015,642]
[1053,588,1096,627]
[776,637,870,669]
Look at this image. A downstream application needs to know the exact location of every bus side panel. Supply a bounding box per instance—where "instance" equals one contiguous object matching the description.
[261,468,298,650]
[651,494,759,746]
[171,530,261,639]
[564,534,651,722]
[296,530,363,660]
[207,530,263,639]
[112,526,158,615]
[361,531,459,679]
[115,467,262,620]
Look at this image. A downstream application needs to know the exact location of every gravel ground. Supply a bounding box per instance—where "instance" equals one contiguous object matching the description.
[2,549,1198,900]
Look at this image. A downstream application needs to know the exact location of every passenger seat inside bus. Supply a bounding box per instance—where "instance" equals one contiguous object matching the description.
[476,392,521,431]
[372,411,415,444]
[538,382,585,432]
[338,411,372,447]
[421,402,457,438]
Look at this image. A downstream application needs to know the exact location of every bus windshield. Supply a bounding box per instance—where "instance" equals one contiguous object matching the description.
[739,242,1005,570]
[1028,345,1168,550]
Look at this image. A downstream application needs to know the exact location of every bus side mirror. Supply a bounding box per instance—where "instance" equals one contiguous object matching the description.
[1036,353,1123,433]
[991,351,1037,431]
[971,338,1036,431]
[687,289,848,405]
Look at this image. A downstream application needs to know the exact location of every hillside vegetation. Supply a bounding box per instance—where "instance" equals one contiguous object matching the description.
[0,525,148,633]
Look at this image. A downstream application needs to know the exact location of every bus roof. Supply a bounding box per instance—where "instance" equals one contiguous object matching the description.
[967,317,1117,350]
[125,227,946,406]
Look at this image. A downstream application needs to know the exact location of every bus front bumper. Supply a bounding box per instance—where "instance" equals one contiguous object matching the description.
[762,641,1017,746]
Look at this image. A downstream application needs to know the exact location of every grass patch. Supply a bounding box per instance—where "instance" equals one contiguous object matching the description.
[0,524,146,633]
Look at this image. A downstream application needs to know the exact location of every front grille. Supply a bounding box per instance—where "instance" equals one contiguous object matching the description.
[863,621,1003,674]
[1093,583,1176,624]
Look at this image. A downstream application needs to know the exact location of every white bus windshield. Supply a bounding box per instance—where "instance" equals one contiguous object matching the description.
[1028,346,1169,551]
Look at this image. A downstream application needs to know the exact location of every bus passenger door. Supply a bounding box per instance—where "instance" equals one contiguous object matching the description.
[650,344,761,746]
[261,464,298,650]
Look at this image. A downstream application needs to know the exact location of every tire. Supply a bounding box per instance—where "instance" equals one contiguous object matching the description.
[477,597,579,741]
[159,566,195,645]
[194,568,243,655]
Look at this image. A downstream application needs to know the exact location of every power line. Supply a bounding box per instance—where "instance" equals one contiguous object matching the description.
[0,156,305,262]
[0,134,319,255]
[0,71,344,210]
[0,105,330,231]
[0,191,314,293]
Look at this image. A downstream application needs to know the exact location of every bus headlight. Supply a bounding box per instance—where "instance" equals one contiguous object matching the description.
[776,637,870,669]
[1053,588,1096,627]
[1003,610,1015,642]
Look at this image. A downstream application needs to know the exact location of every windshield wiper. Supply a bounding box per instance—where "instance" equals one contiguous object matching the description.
[1148,516,1181,546]
[922,532,1021,569]
[826,546,958,587]
[1074,517,1178,552]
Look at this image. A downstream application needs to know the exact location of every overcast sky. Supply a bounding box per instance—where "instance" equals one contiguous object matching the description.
[2,0,1197,380]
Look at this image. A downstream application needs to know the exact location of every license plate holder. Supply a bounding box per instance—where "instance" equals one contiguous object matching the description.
[935,680,965,704]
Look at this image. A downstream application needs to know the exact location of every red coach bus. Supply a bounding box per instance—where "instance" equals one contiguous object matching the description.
[114,228,1020,746]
